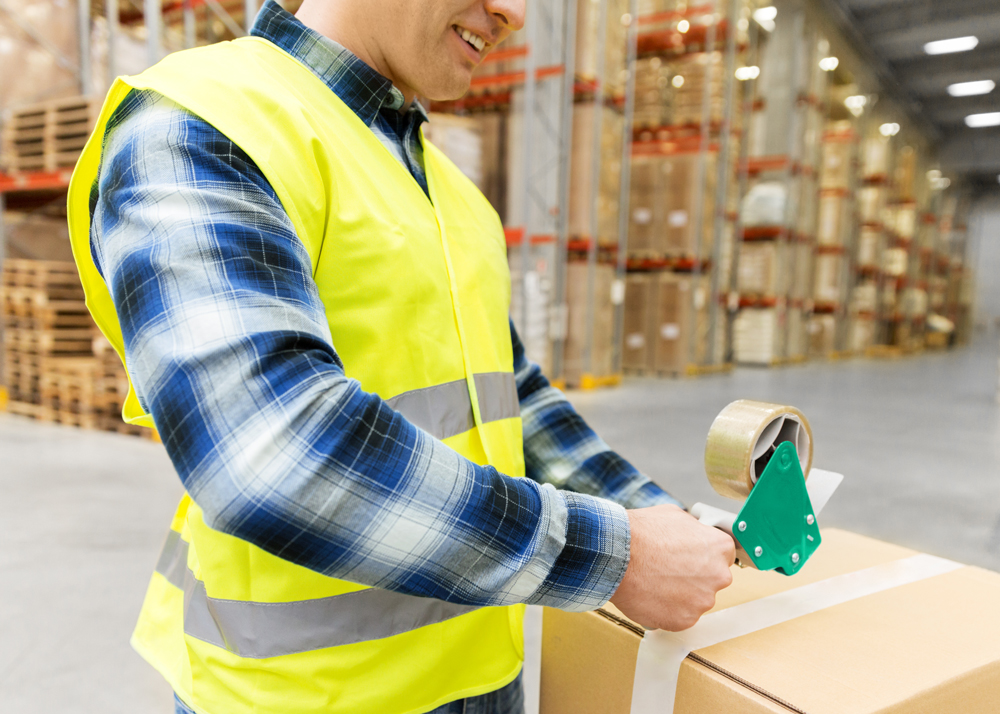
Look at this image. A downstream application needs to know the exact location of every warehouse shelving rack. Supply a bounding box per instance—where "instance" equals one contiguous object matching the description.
[619,0,752,377]
[733,0,828,366]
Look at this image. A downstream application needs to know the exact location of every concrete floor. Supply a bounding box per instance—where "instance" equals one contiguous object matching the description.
[2,335,998,713]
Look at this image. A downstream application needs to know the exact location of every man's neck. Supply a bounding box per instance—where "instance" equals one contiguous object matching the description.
[294,0,415,109]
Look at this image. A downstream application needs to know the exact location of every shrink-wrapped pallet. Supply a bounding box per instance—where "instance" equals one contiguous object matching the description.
[575,0,628,97]
[652,273,709,375]
[568,102,623,246]
[627,152,715,258]
[622,273,655,371]
[807,314,837,356]
[813,253,841,304]
[737,242,782,296]
[849,316,876,352]
[733,307,782,365]
[856,227,882,269]
[857,186,884,224]
[563,262,615,387]
[862,136,890,179]
[819,139,852,191]
[816,194,847,247]
[851,280,878,314]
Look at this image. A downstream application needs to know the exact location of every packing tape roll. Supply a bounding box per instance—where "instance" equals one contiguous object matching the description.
[704,400,813,500]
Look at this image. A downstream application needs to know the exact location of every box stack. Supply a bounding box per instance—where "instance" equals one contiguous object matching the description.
[733,307,782,366]
[633,57,674,130]
[1,96,101,173]
[568,102,624,246]
[670,52,725,127]
[1,259,151,438]
[622,272,709,376]
[628,151,716,260]
[562,262,615,386]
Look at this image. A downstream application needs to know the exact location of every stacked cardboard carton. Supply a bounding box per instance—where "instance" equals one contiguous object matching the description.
[562,262,615,387]
[628,152,715,259]
[622,272,709,375]
[568,102,624,246]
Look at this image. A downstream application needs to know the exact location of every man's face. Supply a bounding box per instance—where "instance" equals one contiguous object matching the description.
[377,0,526,101]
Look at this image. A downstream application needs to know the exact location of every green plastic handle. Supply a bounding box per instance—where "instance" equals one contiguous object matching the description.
[733,441,821,575]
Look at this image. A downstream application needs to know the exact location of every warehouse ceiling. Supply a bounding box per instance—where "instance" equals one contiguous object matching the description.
[821,0,1000,181]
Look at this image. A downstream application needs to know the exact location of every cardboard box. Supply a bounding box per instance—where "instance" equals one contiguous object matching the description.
[569,103,624,246]
[807,314,837,356]
[733,307,782,365]
[622,273,655,371]
[816,195,847,247]
[627,153,716,258]
[563,262,615,386]
[813,254,842,303]
[819,140,852,191]
[653,273,708,374]
[541,529,1000,714]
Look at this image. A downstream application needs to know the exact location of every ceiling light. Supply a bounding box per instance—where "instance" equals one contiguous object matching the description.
[879,122,900,137]
[965,112,1000,128]
[677,19,690,33]
[819,56,839,72]
[844,95,867,117]
[672,75,685,88]
[947,80,995,97]
[924,36,978,55]
[927,169,942,181]
[735,66,760,81]
[753,6,776,32]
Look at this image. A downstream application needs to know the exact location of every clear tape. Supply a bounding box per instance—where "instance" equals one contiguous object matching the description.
[628,553,962,713]
[704,400,814,500]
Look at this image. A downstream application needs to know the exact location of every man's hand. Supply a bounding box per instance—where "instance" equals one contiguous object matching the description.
[610,504,735,631]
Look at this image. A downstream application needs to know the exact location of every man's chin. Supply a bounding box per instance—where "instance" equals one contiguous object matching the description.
[419,69,474,103]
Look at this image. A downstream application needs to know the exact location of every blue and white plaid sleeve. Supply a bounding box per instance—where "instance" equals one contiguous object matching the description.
[90,89,631,612]
[510,323,684,510]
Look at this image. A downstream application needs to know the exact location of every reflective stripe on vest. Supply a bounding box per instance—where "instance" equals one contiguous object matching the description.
[386,371,519,440]
[156,532,480,659]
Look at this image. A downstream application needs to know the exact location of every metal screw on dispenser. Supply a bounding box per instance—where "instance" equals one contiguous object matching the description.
[806,514,815,525]
[738,521,747,532]
[755,546,763,557]
[791,553,800,564]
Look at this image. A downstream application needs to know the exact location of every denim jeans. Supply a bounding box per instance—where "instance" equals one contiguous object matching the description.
[174,673,524,714]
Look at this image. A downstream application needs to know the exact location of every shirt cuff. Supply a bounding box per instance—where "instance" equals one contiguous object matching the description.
[621,480,686,510]
[527,489,631,612]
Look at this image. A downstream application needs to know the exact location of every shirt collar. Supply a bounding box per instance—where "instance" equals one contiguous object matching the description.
[250,0,428,127]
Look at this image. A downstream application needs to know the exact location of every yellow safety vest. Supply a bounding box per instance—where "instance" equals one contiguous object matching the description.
[67,37,526,714]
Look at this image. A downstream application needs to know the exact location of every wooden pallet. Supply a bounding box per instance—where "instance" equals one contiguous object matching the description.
[4,327,96,355]
[1,96,101,173]
[2,350,43,403]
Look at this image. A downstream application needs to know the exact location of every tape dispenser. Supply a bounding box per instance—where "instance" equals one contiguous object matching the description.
[690,400,844,575]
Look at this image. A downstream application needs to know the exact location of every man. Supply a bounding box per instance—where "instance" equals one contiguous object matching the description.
[66,1,735,712]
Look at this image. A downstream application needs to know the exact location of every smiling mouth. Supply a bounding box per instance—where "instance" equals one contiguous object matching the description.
[453,25,487,53]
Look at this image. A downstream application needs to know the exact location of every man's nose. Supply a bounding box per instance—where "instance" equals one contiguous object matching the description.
[485,0,526,32]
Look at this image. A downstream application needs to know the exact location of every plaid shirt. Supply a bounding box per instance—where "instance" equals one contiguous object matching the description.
[89,0,681,612]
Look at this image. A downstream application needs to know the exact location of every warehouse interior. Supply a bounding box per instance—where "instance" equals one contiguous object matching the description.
[2,0,1000,712]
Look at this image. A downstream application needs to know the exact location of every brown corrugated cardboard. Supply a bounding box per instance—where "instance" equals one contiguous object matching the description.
[569,103,624,246]
[622,274,655,371]
[541,529,1000,714]
[563,262,615,386]
[653,273,708,374]
[627,154,716,258]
